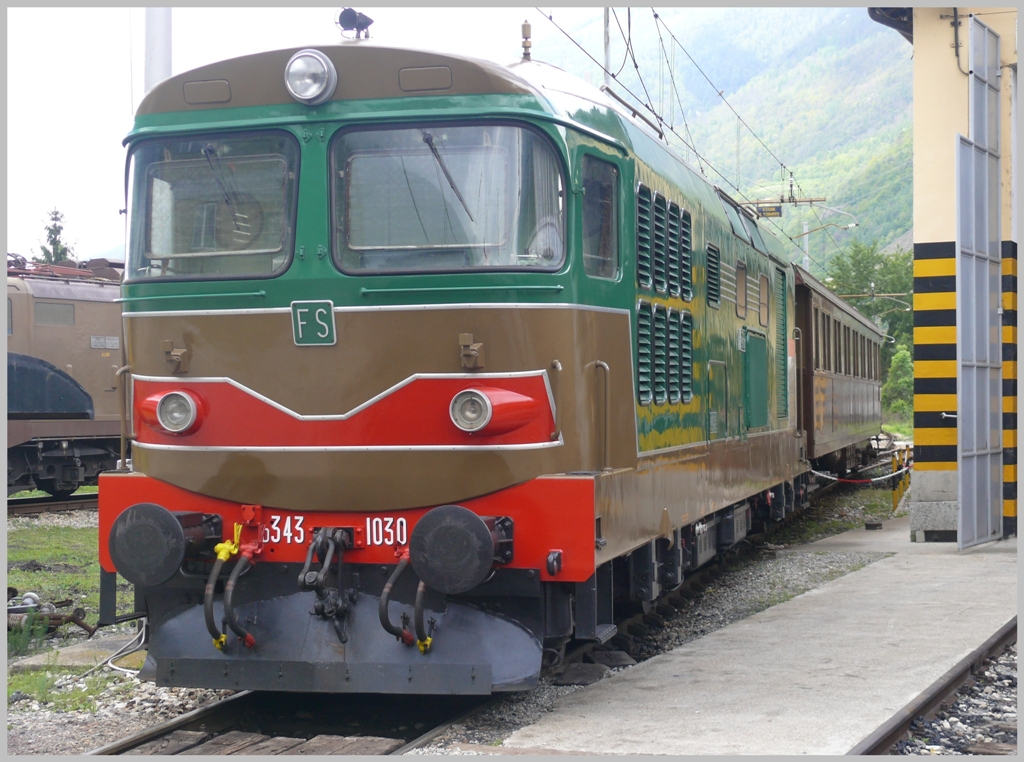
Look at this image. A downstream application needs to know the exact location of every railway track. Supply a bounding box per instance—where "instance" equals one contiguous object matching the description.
[86,690,490,755]
[83,465,897,755]
[7,493,98,516]
[848,617,1018,755]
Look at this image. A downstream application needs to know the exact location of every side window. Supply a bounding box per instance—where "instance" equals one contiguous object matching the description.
[834,320,842,374]
[707,245,721,308]
[719,193,751,244]
[735,262,747,318]
[758,274,769,326]
[581,156,619,279]
[740,213,766,253]
[7,298,11,335]
[34,301,74,326]
[813,306,820,370]
[823,314,831,371]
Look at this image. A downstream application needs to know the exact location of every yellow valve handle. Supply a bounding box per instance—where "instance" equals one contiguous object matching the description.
[214,523,244,562]
[417,637,433,655]
[213,633,227,651]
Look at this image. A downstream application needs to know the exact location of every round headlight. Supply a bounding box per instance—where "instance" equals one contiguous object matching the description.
[450,390,492,433]
[284,49,337,106]
[156,392,199,434]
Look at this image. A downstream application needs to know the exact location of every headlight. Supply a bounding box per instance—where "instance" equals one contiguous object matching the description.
[156,392,200,434]
[450,390,492,432]
[284,49,337,106]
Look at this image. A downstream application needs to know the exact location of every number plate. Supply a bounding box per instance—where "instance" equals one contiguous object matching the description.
[364,516,409,547]
[261,515,306,545]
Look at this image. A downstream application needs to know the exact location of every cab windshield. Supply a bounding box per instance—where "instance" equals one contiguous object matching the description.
[125,132,299,281]
[332,124,565,273]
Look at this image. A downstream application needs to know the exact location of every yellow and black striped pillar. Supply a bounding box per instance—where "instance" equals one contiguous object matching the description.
[1002,241,1017,537]
[912,240,1017,539]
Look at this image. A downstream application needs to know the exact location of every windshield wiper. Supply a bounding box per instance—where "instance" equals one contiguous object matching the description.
[202,143,242,231]
[421,131,474,222]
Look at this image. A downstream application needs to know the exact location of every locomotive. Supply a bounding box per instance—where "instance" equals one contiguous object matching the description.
[98,40,882,694]
[8,260,124,498]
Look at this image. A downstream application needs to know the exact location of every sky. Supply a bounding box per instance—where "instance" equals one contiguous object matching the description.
[6,6,606,262]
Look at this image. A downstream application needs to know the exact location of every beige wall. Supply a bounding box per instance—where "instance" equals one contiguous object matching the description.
[913,7,1017,245]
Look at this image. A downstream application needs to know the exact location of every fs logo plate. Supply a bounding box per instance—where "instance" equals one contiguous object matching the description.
[291,301,336,346]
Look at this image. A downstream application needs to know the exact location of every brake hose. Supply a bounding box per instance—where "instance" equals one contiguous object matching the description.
[379,556,414,645]
[223,555,256,648]
[414,580,433,654]
[203,557,227,649]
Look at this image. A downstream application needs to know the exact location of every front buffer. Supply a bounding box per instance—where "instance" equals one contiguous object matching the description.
[99,471,595,694]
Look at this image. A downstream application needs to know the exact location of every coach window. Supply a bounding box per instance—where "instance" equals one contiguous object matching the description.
[758,274,769,326]
[581,156,619,279]
[813,307,820,369]
[34,302,74,326]
[735,262,747,318]
[834,321,841,374]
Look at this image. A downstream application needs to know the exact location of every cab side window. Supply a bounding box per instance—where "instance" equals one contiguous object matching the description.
[581,156,619,279]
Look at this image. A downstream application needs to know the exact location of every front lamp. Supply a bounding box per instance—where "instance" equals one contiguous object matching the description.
[284,49,338,106]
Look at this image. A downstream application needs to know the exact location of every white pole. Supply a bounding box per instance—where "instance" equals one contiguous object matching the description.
[145,7,172,94]
[803,221,810,270]
[603,8,611,88]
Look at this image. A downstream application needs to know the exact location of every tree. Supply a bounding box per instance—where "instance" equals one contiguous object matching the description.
[882,344,913,420]
[34,208,76,264]
[824,239,913,382]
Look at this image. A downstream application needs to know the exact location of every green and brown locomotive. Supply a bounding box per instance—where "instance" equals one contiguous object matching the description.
[99,40,883,693]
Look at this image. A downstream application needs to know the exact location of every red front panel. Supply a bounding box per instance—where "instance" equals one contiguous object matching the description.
[99,471,596,582]
[132,375,555,448]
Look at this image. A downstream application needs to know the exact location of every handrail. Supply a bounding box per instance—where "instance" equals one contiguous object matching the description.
[116,291,266,304]
[595,361,611,470]
[360,284,564,296]
[599,85,665,140]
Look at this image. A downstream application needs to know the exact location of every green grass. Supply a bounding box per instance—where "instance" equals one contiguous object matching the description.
[8,485,99,499]
[882,422,912,440]
[6,524,136,657]
[7,667,128,712]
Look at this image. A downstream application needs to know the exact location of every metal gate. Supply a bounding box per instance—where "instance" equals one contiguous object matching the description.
[955,17,1002,549]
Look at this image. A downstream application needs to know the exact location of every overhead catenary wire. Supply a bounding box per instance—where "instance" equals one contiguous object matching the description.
[535,9,831,272]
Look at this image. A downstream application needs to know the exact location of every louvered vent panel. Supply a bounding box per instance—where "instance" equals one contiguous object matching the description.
[636,186,653,289]
[707,246,721,306]
[653,304,668,404]
[637,301,653,405]
[653,194,668,293]
[680,210,693,300]
[667,204,681,297]
[774,268,788,418]
[680,311,693,402]
[667,308,681,403]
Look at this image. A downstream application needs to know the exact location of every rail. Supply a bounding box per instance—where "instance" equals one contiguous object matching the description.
[7,494,98,516]
[847,617,1018,755]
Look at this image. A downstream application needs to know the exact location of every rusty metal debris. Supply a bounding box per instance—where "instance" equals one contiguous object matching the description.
[6,589,97,637]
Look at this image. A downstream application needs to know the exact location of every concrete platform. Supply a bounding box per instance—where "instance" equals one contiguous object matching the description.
[503,516,1017,755]
[9,634,146,673]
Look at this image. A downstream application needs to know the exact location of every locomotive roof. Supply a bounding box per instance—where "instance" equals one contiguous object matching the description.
[138,43,543,116]
[8,274,121,301]
[793,264,884,338]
